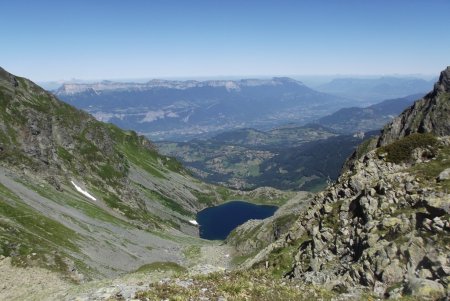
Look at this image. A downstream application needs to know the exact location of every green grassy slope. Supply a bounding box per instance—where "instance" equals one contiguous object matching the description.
[0,67,229,279]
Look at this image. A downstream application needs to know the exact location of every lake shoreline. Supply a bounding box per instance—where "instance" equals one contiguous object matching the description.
[196,200,278,240]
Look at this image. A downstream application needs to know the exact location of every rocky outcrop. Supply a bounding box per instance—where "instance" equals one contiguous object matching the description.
[226,192,310,256]
[246,136,450,298]
[378,66,450,146]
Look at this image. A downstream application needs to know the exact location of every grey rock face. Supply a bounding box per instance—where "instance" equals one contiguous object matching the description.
[378,66,450,146]
[404,278,446,299]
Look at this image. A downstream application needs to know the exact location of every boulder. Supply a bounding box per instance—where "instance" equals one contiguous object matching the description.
[423,196,449,215]
[437,168,450,181]
[373,281,386,297]
[402,237,426,272]
[404,278,445,299]
[382,259,404,284]
[382,217,402,229]
[418,268,433,279]
[366,233,380,247]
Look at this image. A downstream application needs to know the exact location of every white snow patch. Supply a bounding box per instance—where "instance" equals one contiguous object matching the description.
[71,181,96,201]
[189,220,199,226]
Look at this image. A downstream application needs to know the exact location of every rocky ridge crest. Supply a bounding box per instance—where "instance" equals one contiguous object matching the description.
[55,77,305,95]
[378,67,450,146]
[287,137,449,298]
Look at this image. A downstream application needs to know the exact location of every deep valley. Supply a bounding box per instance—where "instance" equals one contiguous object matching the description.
[0,66,449,301]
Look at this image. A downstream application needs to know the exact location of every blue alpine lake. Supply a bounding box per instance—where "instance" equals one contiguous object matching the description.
[196,200,278,240]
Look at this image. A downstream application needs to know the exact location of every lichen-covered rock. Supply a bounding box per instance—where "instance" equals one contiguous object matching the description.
[382,259,404,284]
[405,278,446,299]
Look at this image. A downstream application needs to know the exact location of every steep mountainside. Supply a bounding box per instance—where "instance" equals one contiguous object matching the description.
[316,93,422,133]
[229,67,450,299]
[55,78,352,141]
[0,67,229,280]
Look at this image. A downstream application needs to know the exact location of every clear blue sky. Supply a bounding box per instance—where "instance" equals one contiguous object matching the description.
[1,0,449,81]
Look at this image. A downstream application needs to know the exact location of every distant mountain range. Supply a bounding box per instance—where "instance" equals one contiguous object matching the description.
[317,76,434,104]
[55,77,353,141]
[315,93,424,133]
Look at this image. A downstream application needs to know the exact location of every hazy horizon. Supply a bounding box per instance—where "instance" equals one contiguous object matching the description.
[37,73,438,84]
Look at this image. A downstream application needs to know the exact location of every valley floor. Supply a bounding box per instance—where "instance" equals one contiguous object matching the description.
[0,256,71,301]
[0,243,234,301]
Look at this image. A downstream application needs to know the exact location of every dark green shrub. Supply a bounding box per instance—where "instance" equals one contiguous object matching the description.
[377,133,437,164]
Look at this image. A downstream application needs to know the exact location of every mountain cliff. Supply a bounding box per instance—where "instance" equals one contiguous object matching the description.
[378,67,450,146]
[0,67,227,280]
[56,77,307,94]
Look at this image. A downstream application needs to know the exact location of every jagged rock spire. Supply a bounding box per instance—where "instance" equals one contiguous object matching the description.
[377,66,450,146]
[434,66,450,93]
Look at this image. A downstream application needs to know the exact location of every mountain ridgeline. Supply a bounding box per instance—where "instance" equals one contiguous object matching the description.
[55,77,352,141]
